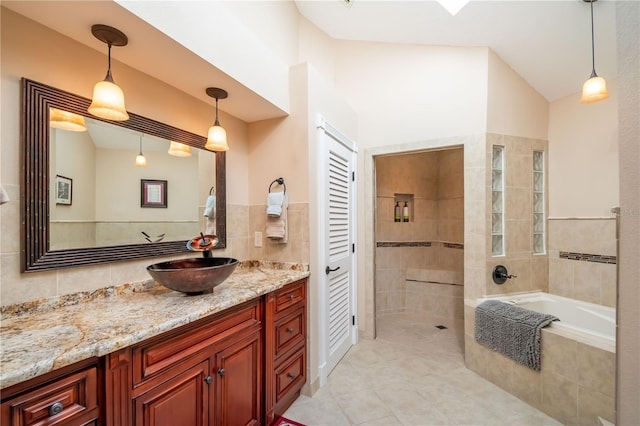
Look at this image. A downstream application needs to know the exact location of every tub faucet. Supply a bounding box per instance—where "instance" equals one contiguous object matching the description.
[492,265,517,285]
[186,232,219,257]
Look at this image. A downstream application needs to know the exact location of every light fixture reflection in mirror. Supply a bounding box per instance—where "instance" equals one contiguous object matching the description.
[168,141,191,157]
[135,134,147,167]
[23,78,227,272]
[50,108,87,132]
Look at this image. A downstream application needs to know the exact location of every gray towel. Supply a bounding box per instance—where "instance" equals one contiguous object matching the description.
[475,300,558,371]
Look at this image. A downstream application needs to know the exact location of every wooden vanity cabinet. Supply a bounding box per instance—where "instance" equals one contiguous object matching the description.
[1,358,100,426]
[265,279,307,425]
[105,299,263,426]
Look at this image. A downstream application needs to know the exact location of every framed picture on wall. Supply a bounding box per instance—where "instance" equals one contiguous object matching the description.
[141,179,167,208]
[55,175,72,205]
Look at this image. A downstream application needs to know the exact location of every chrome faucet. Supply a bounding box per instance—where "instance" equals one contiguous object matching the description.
[187,233,219,257]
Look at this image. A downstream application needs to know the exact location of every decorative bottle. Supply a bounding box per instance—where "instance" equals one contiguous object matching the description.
[403,202,409,222]
[394,201,401,222]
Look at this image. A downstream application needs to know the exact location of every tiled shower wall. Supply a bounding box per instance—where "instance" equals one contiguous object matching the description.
[484,134,549,296]
[548,218,617,307]
[375,149,464,314]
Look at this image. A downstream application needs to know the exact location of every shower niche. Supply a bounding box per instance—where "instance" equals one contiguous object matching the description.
[393,193,414,222]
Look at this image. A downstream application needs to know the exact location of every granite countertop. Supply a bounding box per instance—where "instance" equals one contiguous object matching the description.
[0,262,309,390]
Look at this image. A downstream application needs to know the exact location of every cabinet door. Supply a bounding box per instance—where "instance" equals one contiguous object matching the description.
[133,359,210,426]
[214,330,262,426]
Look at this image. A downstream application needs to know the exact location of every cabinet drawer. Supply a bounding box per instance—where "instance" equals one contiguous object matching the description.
[274,280,305,314]
[133,300,260,385]
[274,307,305,359]
[2,367,98,426]
[274,349,305,404]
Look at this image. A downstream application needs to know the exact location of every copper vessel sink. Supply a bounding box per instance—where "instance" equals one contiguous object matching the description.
[147,257,238,295]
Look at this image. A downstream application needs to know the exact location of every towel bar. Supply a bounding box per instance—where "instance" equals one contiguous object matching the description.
[268,177,286,193]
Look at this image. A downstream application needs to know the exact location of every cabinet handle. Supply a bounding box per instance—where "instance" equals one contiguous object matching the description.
[286,327,295,334]
[49,402,64,416]
[204,375,212,384]
[217,368,226,377]
[287,372,297,380]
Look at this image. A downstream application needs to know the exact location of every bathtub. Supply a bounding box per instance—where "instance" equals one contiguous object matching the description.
[478,291,616,353]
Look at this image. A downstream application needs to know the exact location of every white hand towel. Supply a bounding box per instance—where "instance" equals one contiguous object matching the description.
[204,195,216,219]
[0,185,9,205]
[266,191,285,217]
[266,195,288,243]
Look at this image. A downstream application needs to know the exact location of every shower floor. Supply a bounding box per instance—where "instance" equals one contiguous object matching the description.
[283,312,561,425]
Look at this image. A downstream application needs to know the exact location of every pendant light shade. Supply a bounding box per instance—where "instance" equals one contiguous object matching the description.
[136,135,147,167]
[168,141,192,157]
[88,25,130,120]
[205,87,229,152]
[49,108,87,132]
[580,0,608,104]
[581,75,609,103]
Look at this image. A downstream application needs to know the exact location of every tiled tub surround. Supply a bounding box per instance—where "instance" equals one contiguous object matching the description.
[548,218,617,307]
[0,262,309,389]
[465,297,616,425]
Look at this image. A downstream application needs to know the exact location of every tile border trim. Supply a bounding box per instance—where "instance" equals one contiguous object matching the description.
[559,251,617,264]
[376,241,464,249]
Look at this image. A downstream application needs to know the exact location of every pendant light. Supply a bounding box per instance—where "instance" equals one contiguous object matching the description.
[168,141,192,157]
[580,0,609,103]
[136,134,147,167]
[204,87,229,152]
[49,108,87,132]
[88,24,130,120]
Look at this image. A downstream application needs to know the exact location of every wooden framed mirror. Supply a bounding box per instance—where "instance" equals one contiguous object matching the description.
[21,78,226,272]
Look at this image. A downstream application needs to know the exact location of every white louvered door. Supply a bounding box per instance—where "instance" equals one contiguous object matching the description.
[323,123,356,376]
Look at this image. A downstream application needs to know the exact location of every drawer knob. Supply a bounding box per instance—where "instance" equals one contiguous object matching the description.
[289,294,294,300]
[287,372,297,380]
[49,402,64,416]
[204,375,212,384]
[286,327,295,334]
[218,368,226,377]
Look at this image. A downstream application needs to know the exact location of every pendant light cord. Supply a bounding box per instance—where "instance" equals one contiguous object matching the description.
[589,0,597,78]
[105,42,114,83]
[214,97,221,126]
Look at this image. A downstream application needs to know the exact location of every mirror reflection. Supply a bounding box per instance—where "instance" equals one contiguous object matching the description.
[49,113,215,250]
[21,78,226,272]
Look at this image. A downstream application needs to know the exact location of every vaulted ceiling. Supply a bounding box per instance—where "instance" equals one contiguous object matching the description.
[294,0,618,102]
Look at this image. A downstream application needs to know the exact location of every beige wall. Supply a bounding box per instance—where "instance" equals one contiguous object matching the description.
[486,50,549,140]
[548,82,619,218]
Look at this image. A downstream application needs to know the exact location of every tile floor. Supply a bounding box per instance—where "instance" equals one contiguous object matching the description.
[283,312,562,425]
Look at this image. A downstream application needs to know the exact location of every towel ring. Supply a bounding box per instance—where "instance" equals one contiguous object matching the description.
[209,186,215,195]
[268,177,286,193]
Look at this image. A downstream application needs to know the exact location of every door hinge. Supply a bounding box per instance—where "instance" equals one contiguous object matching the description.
[352,315,355,326]
[352,243,355,253]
